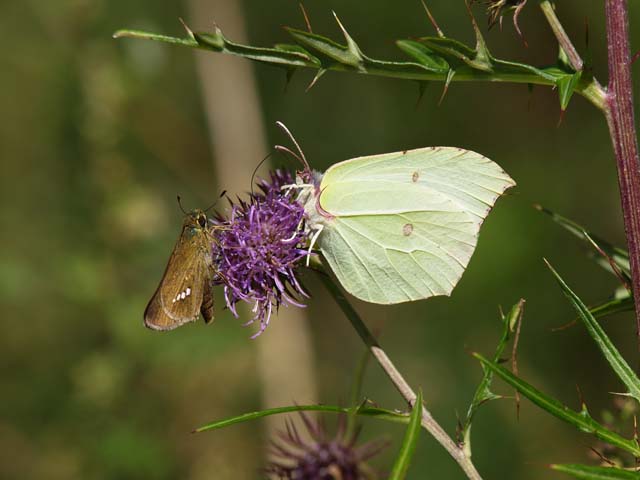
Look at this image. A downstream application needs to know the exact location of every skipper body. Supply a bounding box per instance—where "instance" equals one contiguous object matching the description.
[144,209,216,330]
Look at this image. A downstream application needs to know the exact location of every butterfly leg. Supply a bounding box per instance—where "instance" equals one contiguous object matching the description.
[306,224,323,267]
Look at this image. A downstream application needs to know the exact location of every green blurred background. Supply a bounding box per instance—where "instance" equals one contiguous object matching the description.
[2,0,639,478]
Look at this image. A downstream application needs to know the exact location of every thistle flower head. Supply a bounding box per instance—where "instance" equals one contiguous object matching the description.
[213,170,310,337]
[266,413,387,480]
[481,0,528,45]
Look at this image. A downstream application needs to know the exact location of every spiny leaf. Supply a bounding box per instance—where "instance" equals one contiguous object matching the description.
[332,12,365,67]
[114,19,603,107]
[285,26,362,68]
[551,463,640,479]
[464,0,492,71]
[545,261,640,404]
[473,354,640,456]
[396,40,449,73]
[389,390,423,480]
[417,36,492,72]
[462,299,525,456]
[194,404,409,433]
[535,205,631,279]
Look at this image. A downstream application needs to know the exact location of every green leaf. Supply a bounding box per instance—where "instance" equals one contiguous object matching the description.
[417,36,492,72]
[396,40,449,73]
[473,353,640,456]
[285,27,363,68]
[462,299,525,456]
[535,205,631,279]
[389,390,423,480]
[546,261,640,403]
[557,70,583,111]
[551,463,640,479]
[194,404,409,433]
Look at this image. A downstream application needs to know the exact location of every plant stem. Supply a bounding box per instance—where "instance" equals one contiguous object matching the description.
[316,270,482,480]
[604,0,640,339]
[539,1,583,72]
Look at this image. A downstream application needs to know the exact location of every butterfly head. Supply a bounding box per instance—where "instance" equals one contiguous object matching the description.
[185,209,209,231]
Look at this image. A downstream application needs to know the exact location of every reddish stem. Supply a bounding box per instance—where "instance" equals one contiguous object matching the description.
[604,0,640,338]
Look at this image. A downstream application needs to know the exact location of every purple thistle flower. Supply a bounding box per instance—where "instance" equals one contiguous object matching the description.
[265,413,387,480]
[213,170,310,337]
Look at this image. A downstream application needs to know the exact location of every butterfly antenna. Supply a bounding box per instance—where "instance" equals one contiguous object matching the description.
[176,195,188,215]
[204,189,228,213]
[275,121,310,173]
[250,151,274,196]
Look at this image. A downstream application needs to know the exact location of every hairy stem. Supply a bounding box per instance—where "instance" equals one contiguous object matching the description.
[316,269,482,480]
[604,0,640,339]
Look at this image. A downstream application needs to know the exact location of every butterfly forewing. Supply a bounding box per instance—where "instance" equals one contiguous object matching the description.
[144,211,215,331]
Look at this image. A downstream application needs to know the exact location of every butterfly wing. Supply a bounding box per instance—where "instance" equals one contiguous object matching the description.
[144,222,214,330]
[318,147,515,304]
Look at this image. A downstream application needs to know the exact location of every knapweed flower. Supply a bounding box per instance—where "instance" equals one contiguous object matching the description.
[213,170,310,337]
[265,413,387,480]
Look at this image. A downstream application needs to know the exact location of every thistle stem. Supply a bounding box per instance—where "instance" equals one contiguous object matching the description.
[316,269,483,480]
[539,1,584,72]
[603,0,640,340]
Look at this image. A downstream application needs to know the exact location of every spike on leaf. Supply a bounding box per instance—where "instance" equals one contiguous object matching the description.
[332,12,364,66]
[439,69,455,105]
[464,0,493,70]
[306,68,326,91]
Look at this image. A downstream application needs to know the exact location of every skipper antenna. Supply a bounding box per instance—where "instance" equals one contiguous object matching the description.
[204,189,227,212]
[177,195,187,215]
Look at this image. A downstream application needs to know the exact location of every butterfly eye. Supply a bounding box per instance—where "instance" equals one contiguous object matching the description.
[198,214,207,228]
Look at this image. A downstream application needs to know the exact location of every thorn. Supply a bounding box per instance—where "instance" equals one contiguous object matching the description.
[421,0,444,37]
[557,108,566,127]
[306,68,326,92]
[332,11,364,62]
[438,69,455,105]
[299,2,313,33]
[464,0,491,61]
[178,17,195,40]
[584,232,631,292]
[632,50,640,65]
[332,11,351,42]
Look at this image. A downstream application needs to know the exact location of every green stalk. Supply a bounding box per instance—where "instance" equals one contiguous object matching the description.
[315,267,483,480]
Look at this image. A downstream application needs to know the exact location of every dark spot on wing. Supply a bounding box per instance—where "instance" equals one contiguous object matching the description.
[402,150,407,155]
[403,223,413,236]
[411,171,419,182]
